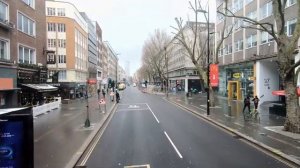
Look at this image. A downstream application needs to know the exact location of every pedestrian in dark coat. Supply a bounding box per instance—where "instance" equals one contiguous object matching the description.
[102,89,106,98]
[252,96,259,111]
[243,96,251,113]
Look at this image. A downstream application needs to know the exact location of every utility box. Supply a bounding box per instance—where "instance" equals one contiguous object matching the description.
[0,107,33,168]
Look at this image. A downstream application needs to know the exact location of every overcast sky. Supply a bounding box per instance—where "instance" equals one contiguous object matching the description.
[63,0,216,76]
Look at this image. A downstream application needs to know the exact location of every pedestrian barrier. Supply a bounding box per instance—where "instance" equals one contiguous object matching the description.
[33,99,61,117]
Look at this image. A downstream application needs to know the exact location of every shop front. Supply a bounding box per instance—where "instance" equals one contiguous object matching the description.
[219,63,254,100]
[0,64,18,108]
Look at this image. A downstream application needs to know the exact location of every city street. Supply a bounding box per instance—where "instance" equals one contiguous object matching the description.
[84,86,290,168]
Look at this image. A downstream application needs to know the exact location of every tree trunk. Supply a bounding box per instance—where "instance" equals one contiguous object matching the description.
[283,78,300,133]
[209,86,216,107]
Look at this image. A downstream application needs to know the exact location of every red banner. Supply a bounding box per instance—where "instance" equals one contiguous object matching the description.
[210,64,219,87]
[87,78,97,84]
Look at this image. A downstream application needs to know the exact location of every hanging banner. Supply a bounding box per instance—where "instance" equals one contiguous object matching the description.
[210,64,219,87]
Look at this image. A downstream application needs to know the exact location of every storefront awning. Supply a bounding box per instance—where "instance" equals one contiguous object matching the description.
[21,84,58,92]
[272,88,300,96]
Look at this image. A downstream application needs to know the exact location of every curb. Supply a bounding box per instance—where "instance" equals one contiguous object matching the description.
[65,102,117,168]
[166,98,300,167]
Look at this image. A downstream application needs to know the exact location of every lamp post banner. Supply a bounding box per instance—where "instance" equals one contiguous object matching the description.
[210,64,219,87]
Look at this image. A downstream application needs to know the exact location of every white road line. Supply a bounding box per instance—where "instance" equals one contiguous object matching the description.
[146,103,160,123]
[164,131,183,159]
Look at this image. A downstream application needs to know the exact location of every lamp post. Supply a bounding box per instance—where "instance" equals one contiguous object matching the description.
[164,46,169,97]
[85,79,90,127]
[197,5,210,115]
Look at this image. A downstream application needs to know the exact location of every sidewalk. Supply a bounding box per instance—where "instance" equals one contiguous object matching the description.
[165,92,300,166]
[34,95,116,168]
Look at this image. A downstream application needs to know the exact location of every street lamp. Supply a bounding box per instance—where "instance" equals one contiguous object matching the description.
[197,5,210,115]
[85,78,90,127]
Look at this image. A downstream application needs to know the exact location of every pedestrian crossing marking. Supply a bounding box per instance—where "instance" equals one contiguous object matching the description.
[124,164,150,168]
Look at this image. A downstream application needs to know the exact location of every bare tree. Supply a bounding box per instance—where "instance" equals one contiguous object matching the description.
[141,29,172,89]
[172,0,232,106]
[218,0,300,133]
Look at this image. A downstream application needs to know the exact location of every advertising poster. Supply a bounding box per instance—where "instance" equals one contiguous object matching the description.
[210,64,219,87]
[0,121,24,168]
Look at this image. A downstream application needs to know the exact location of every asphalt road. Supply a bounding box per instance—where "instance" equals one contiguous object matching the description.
[85,86,290,168]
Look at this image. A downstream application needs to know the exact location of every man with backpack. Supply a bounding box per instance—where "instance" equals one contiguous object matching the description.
[243,96,251,113]
[252,95,260,111]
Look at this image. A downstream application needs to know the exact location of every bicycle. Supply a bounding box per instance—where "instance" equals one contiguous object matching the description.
[243,109,260,122]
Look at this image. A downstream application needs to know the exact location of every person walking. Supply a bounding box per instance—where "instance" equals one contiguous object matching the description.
[252,96,260,111]
[243,96,251,113]
[102,89,106,98]
[97,89,100,99]
[116,90,120,103]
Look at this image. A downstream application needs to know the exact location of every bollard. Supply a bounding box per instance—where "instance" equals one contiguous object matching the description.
[228,105,232,116]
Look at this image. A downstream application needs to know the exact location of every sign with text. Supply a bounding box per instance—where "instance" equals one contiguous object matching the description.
[210,64,219,87]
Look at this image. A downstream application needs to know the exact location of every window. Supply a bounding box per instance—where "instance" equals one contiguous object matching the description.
[19,45,35,64]
[233,0,243,12]
[285,18,297,36]
[17,12,35,36]
[58,70,66,80]
[22,0,34,8]
[57,23,66,32]
[0,39,9,60]
[57,8,65,16]
[47,39,56,48]
[57,39,66,48]
[234,19,243,30]
[260,2,272,20]
[243,10,257,26]
[58,55,66,63]
[235,40,243,52]
[47,54,55,64]
[261,31,273,44]
[0,1,8,22]
[245,0,253,5]
[47,7,56,16]
[247,34,257,48]
[47,23,56,31]
[286,0,296,7]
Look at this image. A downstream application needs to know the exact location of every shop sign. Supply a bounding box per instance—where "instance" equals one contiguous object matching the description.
[209,64,219,87]
[0,78,13,90]
[87,78,97,84]
[233,73,240,78]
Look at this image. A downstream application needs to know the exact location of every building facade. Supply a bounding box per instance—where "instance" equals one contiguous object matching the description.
[216,0,298,103]
[94,21,103,90]
[167,21,215,93]
[46,0,88,99]
[0,0,48,108]
[104,41,118,86]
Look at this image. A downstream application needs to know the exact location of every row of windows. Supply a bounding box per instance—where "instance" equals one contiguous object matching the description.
[47,7,66,16]
[1,38,36,63]
[47,54,66,63]
[218,0,296,22]
[47,39,66,48]
[47,23,66,32]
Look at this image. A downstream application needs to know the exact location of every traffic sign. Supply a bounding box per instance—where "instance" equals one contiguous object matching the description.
[99,99,106,105]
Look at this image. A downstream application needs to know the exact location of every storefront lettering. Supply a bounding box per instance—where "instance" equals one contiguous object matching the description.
[233,73,240,78]
[264,78,270,89]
